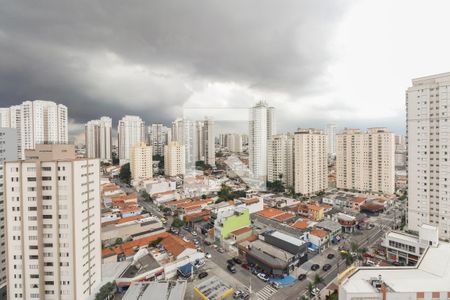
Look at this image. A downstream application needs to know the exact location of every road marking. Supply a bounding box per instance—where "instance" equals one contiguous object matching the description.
[256,285,278,300]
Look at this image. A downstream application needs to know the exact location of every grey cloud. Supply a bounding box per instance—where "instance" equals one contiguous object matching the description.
[0,0,351,138]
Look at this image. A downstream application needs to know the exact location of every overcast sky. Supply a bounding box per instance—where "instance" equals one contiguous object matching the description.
[2,0,450,143]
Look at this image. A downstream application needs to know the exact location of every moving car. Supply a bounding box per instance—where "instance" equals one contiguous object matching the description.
[271,282,281,289]
[198,272,208,279]
[327,253,335,259]
[192,231,198,236]
[298,274,307,281]
[233,290,243,299]
[233,257,242,264]
[322,264,332,271]
[311,264,320,271]
[257,273,269,282]
[227,264,236,273]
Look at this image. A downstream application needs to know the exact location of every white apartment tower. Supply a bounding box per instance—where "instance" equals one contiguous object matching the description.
[326,123,337,156]
[130,143,153,180]
[202,119,215,167]
[164,142,185,176]
[406,73,450,239]
[4,144,101,300]
[118,115,145,164]
[171,119,195,171]
[223,134,243,153]
[267,133,294,188]
[294,129,327,195]
[336,128,395,194]
[148,124,170,156]
[249,101,275,181]
[0,101,68,159]
[0,128,18,298]
[85,117,112,161]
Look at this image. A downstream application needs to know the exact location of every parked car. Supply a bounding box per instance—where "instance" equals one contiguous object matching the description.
[205,252,212,259]
[392,261,404,266]
[311,287,320,296]
[242,263,250,270]
[257,273,269,282]
[251,268,259,275]
[194,260,205,268]
[192,231,198,236]
[233,257,242,264]
[298,274,307,281]
[227,264,236,273]
[311,264,320,271]
[233,290,243,299]
[327,253,335,259]
[323,264,332,271]
[227,259,235,265]
[364,260,376,266]
[217,248,225,253]
[198,272,208,279]
[204,240,212,246]
[271,282,281,289]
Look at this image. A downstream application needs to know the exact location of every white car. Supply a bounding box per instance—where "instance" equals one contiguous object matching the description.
[192,231,198,236]
[311,287,320,296]
[257,273,269,282]
[205,252,212,259]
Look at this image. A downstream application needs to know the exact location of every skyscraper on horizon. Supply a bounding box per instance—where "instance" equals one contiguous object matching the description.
[85,116,112,161]
[202,118,215,167]
[407,72,450,239]
[326,123,337,156]
[267,133,294,188]
[118,115,146,164]
[0,100,68,159]
[248,101,275,181]
[148,124,170,157]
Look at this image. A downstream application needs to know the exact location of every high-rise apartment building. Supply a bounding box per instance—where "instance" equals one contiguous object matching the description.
[249,101,275,181]
[0,101,68,159]
[171,119,195,170]
[148,124,170,157]
[406,72,450,239]
[222,134,243,153]
[4,144,101,300]
[202,119,215,167]
[130,143,153,181]
[294,129,327,195]
[118,115,145,164]
[164,142,185,176]
[267,133,294,188]
[326,123,337,156]
[84,117,112,161]
[336,128,395,194]
[0,128,18,299]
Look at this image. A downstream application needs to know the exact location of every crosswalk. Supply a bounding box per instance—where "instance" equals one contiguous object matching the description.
[256,284,278,300]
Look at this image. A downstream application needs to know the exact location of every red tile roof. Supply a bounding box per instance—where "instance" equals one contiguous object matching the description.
[274,212,295,221]
[352,197,366,204]
[230,226,252,236]
[256,208,285,219]
[310,229,328,238]
[291,219,311,230]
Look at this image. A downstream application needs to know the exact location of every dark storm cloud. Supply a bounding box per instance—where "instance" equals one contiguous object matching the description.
[0,0,350,137]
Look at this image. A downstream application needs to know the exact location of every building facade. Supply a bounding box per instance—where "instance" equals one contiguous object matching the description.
[130,143,153,181]
[148,124,170,157]
[118,115,145,164]
[223,134,243,153]
[202,119,215,167]
[326,123,337,156]
[267,133,294,188]
[336,128,395,194]
[0,128,18,299]
[85,116,112,161]
[294,129,327,195]
[407,73,450,239]
[249,101,275,181]
[4,145,101,300]
[0,100,68,159]
[164,142,185,176]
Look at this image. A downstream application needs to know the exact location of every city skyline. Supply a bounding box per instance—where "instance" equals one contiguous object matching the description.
[3,1,450,142]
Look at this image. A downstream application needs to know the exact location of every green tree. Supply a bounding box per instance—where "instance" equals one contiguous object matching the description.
[171,217,184,228]
[350,242,359,252]
[266,180,285,193]
[141,190,152,202]
[115,237,123,245]
[201,194,207,199]
[95,281,115,300]
[314,274,324,286]
[148,237,164,248]
[119,163,131,184]
[307,282,314,298]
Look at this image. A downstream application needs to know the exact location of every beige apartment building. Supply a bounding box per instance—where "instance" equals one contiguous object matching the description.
[130,143,153,181]
[336,127,395,194]
[4,144,101,300]
[406,72,450,239]
[294,128,327,195]
[164,141,185,176]
[267,133,294,188]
